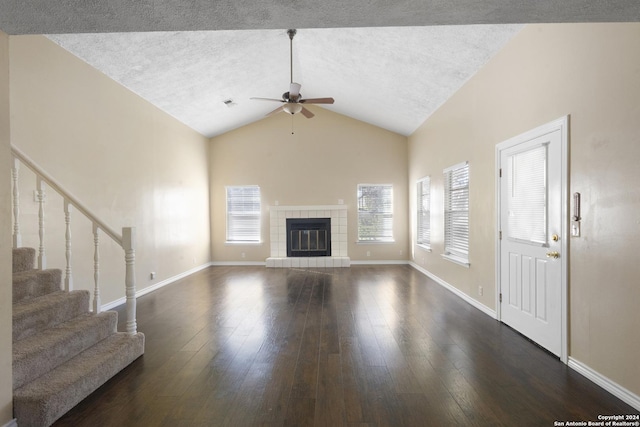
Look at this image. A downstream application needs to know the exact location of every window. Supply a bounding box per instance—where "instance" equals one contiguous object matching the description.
[443,162,469,266]
[226,186,261,243]
[417,176,431,249]
[506,144,547,244]
[357,184,394,242]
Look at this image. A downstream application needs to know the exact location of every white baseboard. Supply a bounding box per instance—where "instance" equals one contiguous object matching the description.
[210,261,266,266]
[409,262,497,319]
[568,357,640,411]
[349,260,410,265]
[136,262,214,298]
[101,296,125,311]
[2,418,17,427]
[101,262,213,311]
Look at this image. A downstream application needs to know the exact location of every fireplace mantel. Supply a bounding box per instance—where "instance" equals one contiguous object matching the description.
[266,205,350,268]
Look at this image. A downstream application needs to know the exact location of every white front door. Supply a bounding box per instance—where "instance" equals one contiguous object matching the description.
[497,117,568,359]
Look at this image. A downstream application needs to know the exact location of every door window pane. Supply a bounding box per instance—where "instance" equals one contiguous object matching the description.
[506,145,547,245]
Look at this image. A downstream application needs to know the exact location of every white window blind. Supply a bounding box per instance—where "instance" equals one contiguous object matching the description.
[226,186,261,242]
[357,184,394,242]
[444,162,469,263]
[417,177,431,248]
[506,144,548,245]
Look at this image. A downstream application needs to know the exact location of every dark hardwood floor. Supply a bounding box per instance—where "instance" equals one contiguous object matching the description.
[54,265,638,426]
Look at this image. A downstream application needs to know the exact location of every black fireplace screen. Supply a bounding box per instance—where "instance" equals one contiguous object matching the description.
[286,218,331,257]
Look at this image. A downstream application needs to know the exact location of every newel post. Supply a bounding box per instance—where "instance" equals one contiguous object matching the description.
[123,227,137,335]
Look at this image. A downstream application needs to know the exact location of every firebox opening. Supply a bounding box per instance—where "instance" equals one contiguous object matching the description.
[286,218,331,257]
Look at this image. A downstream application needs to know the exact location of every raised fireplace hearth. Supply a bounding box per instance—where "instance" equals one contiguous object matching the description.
[266,204,350,268]
[287,218,331,257]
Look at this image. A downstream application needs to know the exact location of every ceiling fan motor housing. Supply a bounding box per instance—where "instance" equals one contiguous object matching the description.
[283,91,301,102]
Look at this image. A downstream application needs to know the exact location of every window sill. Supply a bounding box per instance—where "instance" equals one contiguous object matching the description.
[417,244,432,252]
[441,253,470,268]
[356,240,395,244]
[225,241,262,245]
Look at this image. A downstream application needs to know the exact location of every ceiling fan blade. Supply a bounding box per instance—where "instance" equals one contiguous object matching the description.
[289,82,301,98]
[300,106,315,118]
[265,106,285,117]
[251,97,285,103]
[300,97,335,104]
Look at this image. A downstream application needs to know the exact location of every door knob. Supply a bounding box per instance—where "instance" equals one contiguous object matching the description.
[551,234,559,242]
[546,251,560,259]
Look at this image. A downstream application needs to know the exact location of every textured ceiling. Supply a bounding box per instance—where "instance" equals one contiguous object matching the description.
[46,26,521,137]
[3,1,639,137]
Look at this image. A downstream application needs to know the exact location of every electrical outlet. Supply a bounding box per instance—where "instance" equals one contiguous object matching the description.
[150,272,156,280]
[241,252,246,258]
[366,251,371,257]
[478,286,483,296]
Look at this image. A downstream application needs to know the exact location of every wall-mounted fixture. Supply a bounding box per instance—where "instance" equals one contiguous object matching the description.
[572,192,581,237]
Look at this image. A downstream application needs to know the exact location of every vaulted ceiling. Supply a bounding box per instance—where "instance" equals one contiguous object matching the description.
[2,1,638,137]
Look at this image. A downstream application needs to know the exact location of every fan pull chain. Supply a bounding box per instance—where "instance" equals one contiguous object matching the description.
[291,114,295,135]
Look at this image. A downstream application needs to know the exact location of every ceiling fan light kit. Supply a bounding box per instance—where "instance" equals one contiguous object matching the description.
[250,29,334,120]
[283,103,303,115]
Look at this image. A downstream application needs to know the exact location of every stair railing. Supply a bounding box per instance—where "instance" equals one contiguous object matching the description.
[10,144,138,335]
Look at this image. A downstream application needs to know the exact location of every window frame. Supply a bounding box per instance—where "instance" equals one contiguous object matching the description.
[417,176,431,250]
[443,162,470,267]
[225,185,262,244]
[357,184,394,243]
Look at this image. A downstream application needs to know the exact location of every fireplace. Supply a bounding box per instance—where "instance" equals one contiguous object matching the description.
[266,204,349,268]
[286,218,331,257]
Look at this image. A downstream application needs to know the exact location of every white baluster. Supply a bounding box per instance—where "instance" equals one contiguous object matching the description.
[37,177,46,269]
[123,227,137,335]
[93,224,101,314]
[11,158,22,248]
[64,201,73,291]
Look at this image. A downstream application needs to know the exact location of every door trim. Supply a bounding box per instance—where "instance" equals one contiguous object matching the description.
[495,116,569,363]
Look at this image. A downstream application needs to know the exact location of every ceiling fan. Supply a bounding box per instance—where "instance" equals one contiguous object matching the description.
[251,29,334,119]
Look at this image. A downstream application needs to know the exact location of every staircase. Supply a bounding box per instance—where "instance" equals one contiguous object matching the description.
[12,247,145,427]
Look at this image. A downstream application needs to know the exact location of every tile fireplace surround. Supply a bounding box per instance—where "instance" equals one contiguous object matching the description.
[266,205,350,268]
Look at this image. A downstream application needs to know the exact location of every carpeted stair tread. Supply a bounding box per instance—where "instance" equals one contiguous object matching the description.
[12,268,62,303]
[14,332,145,427]
[13,247,36,273]
[11,246,145,426]
[13,311,118,390]
[13,290,90,342]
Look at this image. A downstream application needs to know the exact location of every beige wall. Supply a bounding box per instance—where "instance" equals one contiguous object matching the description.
[210,107,409,262]
[0,29,14,427]
[9,36,211,305]
[408,23,640,397]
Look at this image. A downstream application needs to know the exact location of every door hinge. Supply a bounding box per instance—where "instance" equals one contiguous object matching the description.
[499,168,502,177]
[499,293,502,303]
[499,230,502,240]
